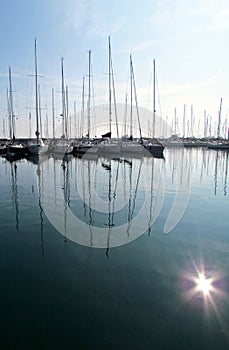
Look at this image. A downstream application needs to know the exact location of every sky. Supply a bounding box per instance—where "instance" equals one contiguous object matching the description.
[0,0,229,138]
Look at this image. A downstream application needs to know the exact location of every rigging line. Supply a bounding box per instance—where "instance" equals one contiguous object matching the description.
[155,67,163,120]
[223,152,228,196]
[110,55,119,139]
[88,160,94,247]
[130,159,143,220]
[90,59,97,137]
[127,157,133,237]
[111,160,120,226]
[147,158,154,236]
[127,158,143,236]
[130,56,142,140]
[38,162,45,257]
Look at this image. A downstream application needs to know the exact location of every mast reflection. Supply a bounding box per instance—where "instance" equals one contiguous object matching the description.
[10,162,19,232]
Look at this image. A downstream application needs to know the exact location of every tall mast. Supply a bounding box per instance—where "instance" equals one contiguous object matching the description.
[204,110,207,138]
[124,93,127,136]
[130,55,133,138]
[81,76,85,138]
[65,85,69,139]
[153,58,156,140]
[183,104,186,138]
[190,105,193,136]
[35,38,39,141]
[8,66,15,141]
[61,57,65,138]
[174,108,177,135]
[3,117,6,139]
[38,84,43,138]
[7,89,11,139]
[74,100,76,139]
[130,56,142,141]
[111,55,119,140]
[52,88,55,139]
[217,98,223,139]
[87,50,91,139]
[108,36,112,133]
[29,112,32,139]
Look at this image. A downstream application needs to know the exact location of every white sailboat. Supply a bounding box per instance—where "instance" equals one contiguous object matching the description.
[27,38,49,156]
[207,98,229,150]
[75,50,98,155]
[121,55,144,155]
[7,66,28,157]
[51,58,73,155]
[143,59,164,158]
[98,37,121,155]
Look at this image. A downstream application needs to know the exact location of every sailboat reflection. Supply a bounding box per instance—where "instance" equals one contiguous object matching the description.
[212,150,229,196]
[26,153,49,258]
[61,155,71,243]
[223,152,228,196]
[38,153,166,251]
[10,162,20,232]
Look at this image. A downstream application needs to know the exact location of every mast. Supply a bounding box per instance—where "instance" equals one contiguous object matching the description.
[8,66,15,141]
[190,105,193,136]
[153,59,156,140]
[29,113,32,139]
[174,108,177,135]
[74,101,76,138]
[87,50,92,139]
[3,117,6,139]
[204,110,207,138]
[38,84,43,138]
[65,85,69,139]
[35,38,39,141]
[217,98,223,139]
[61,57,65,138]
[130,55,133,139]
[52,88,55,139]
[7,89,11,139]
[130,55,142,141]
[108,36,112,134]
[124,93,127,136]
[183,104,186,138]
[81,76,85,138]
[110,45,119,140]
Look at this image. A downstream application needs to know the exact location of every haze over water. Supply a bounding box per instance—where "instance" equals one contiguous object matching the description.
[0,147,229,349]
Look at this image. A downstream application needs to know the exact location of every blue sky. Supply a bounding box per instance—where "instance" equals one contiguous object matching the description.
[0,0,229,138]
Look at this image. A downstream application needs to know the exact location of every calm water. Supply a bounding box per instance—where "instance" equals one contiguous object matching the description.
[0,147,229,350]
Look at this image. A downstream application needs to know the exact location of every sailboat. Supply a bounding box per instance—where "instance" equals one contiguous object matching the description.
[6,67,28,158]
[74,51,98,155]
[27,38,49,156]
[143,59,164,158]
[0,143,7,155]
[98,37,121,155]
[208,98,229,150]
[121,54,144,155]
[51,58,73,155]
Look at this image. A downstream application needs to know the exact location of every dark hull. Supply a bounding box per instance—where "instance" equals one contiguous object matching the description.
[143,144,164,158]
[7,145,28,156]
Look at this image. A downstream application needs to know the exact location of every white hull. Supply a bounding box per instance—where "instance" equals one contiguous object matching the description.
[74,143,98,154]
[98,143,121,154]
[52,143,73,154]
[28,142,49,155]
[121,142,143,154]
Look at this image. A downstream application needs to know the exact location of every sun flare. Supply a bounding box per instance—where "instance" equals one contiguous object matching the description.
[195,273,212,295]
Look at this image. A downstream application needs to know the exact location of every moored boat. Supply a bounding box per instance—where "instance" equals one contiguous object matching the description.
[27,39,49,157]
[27,139,49,155]
[7,143,28,156]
